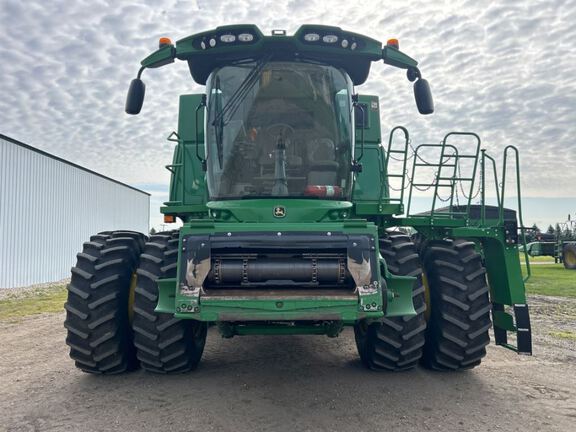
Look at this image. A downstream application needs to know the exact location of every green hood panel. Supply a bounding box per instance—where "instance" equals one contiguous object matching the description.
[206,199,353,223]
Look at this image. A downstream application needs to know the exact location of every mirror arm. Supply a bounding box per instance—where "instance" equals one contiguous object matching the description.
[141,44,176,69]
[137,66,145,80]
[406,67,421,82]
[195,94,207,171]
[382,47,418,69]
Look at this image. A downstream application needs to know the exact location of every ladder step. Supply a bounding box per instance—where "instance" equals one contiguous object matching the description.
[437,177,474,181]
[414,163,457,168]
[412,183,454,188]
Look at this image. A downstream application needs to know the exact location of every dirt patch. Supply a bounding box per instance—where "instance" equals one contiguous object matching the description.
[0,296,575,432]
[529,294,576,361]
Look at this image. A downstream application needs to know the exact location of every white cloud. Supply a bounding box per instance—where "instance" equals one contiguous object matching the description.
[1,0,575,211]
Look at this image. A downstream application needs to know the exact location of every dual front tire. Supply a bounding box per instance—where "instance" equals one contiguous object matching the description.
[354,235,492,372]
[65,230,491,374]
[132,232,207,373]
[354,234,427,371]
[65,230,206,375]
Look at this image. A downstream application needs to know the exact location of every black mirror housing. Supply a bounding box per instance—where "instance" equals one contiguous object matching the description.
[125,78,146,115]
[414,78,434,115]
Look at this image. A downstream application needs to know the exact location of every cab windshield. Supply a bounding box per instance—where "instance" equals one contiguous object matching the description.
[205,61,354,200]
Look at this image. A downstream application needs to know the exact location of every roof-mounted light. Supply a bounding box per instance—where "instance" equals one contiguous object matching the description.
[220,34,236,43]
[238,33,254,42]
[322,34,338,43]
[387,38,399,49]
[158,37,172,48]
[304,33,320,42]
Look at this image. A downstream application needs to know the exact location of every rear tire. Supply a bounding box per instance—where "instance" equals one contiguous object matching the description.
[421,238,491,371]
[132,231,208,374]
[64,231,146,374]
[354,234,427,371]
[562,243,576,269]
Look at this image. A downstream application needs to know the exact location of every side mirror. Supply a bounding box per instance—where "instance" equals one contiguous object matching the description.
[414,78,434,115]
[125,78,146,115]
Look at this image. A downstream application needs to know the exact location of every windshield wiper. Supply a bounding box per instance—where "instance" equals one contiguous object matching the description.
[212,56,272,167]
[213,55,271,127]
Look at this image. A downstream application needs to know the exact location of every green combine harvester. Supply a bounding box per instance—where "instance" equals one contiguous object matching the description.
[65,25,532,374]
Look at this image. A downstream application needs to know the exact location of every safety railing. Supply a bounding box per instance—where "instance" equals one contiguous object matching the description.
[400,132,481,218]
[499,145,531,281]
[405,143,459,217]
[164,131,184,206]
[384,128,531,280]
[479,150,501,223]
[383,126,410,206]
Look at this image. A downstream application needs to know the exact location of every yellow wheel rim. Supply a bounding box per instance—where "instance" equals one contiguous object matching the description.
[565,250,576,267]
[422,272,431,322]
[128,271,137,324]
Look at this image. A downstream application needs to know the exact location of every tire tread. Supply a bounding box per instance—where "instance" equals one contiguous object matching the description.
[421,238,491,371]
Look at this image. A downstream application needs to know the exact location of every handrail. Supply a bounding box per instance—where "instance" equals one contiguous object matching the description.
[407,143,459,216]
[442,132,481,219]
[480,151,501,225]
[377,144,387,209]
[353,98,366,163]
[384,126,410,206]
[165,131,184,205]
[501,145,531,281]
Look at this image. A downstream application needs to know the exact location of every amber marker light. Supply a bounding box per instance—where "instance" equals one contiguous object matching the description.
[159,37,173,48]
[386,38,399,49]
[164,215,175,223]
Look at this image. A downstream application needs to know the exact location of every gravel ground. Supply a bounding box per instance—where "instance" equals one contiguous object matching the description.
[0,295,574,432]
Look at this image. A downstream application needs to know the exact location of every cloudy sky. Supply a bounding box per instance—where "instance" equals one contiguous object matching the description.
[1,0,575,229]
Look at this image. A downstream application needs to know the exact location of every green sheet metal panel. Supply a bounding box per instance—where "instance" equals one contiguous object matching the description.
[166,94,207,210]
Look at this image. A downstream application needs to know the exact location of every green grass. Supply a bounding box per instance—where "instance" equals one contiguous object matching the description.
[0,285,67,321]
[524,254,555,263]
[522,263,576,298]
[549,330,576,340]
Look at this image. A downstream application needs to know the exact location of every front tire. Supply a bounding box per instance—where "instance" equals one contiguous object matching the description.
[354,234,427,371]
[64,231,146,374]
[421,238,491,370]
[132,231,207,374]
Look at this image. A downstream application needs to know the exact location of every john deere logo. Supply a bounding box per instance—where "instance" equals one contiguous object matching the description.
[273,206,286,218]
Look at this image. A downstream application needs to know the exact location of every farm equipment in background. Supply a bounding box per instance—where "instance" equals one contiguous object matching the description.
[523,216,576,269]
[65,25,532,374]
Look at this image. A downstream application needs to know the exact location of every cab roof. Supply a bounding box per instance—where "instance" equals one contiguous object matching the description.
[174,24,383,85]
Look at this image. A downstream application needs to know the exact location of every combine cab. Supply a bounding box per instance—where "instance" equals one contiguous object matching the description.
[65,25,532,374]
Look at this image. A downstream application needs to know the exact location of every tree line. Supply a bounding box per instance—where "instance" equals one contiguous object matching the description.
[526,220,576,242]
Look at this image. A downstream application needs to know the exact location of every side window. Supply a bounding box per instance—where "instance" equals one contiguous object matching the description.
[354,103,369,129]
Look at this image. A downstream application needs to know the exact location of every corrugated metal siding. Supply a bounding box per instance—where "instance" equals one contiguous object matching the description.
[0,136,150,288]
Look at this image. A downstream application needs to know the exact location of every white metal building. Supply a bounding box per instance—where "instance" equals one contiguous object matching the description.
[0,134,150,289]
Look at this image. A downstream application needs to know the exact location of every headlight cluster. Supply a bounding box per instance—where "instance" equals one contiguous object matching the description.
[302,32,359,50]
[198,31,256,50]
